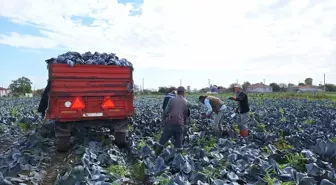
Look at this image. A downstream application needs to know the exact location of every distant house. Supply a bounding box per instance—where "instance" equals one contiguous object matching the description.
[24,93,33,97]
[287,85,321,93]
[246,83,273,93]
[0,87,9,97]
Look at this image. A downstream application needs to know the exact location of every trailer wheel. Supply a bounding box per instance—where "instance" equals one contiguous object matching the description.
[114,132,128,148]
[56,136,71,152]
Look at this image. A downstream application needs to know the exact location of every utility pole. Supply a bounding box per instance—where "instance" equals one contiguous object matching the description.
[208,79,210,88]
[142,78,144,91]
[263,79,266,92]
[180,79,182,86]
[236,79,238,84]
[324,73,326,92]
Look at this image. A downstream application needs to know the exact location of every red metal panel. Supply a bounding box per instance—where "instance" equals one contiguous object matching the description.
[46,63,135,122]
[49,64,132,79]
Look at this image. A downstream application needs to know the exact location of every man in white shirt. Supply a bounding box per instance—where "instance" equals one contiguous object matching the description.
[199,95,227,135]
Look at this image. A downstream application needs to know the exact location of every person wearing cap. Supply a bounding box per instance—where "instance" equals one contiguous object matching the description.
[228,84,250,137]
[155,86,190,155]
[198,95,227,136]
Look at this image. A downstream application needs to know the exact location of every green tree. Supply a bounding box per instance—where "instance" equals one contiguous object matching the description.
[304,78,313,85]
[242,81,251,90]
[228,83,238,92]
[158,86,176,94]
[298,82,305,86]
[278,83,288,92]
[133,84,140,92]
[325,84,336,92]
[187,86,191,93]
[199,87,210,93]
[9,77,32,95]
[288,83,295,87]
[158,86,168,94]
[269,83,280,92]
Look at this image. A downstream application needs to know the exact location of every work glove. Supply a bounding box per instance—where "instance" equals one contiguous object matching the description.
[228,97,236,100]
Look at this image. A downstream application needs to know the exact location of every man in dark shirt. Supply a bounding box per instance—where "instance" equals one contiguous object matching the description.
[229,84,250,137]
[155,86,190,156]
[37,80,51,118]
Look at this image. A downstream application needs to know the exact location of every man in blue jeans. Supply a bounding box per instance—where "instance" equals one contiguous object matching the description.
[155,86,190,156]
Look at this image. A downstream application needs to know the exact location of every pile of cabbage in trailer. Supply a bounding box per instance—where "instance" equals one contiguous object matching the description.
[45,51,133,67]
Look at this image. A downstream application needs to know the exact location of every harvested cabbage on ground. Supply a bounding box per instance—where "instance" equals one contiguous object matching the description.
[0,96,335,185]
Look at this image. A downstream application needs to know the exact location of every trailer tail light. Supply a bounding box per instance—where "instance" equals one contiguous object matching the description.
[127,82,133,92]
[70,97,85,110]
[101,97,115,109]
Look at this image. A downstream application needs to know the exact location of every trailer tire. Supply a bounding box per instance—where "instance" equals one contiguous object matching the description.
[56,136,71,152]
[114,132,127,148]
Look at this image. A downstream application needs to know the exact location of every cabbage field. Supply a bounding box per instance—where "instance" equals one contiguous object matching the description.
[0,95,336,185]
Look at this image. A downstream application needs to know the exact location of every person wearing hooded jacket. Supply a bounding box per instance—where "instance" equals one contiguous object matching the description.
[228,84,250,137]
[161,90,176,125]
[162,90,176,110]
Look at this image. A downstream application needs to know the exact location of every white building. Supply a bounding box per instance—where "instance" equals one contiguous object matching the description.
[0,87,9,97]
[288,85,321,93]
[24,93,33,97]
[246,83,273,93]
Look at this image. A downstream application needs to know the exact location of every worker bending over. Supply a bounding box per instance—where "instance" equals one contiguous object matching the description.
[198,95,227,136]
[155,86,190,155]
[229,84,250,137]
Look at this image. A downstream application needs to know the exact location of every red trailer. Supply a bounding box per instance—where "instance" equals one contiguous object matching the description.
[45,63,135,152]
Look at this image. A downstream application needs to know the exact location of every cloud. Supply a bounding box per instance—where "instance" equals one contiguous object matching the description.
[0,32,58,48]
[0,0,336,73]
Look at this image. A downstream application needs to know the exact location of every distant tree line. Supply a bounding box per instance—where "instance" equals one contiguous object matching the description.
[135,77,336,94]
[6,76,336,97]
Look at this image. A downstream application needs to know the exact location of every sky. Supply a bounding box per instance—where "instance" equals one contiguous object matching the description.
[0,0,336,90]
